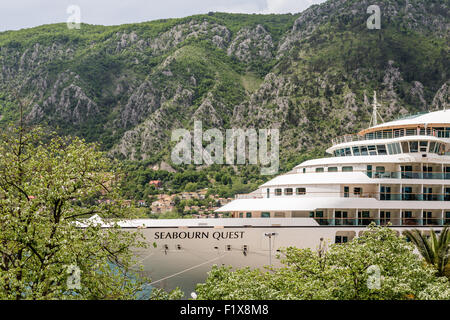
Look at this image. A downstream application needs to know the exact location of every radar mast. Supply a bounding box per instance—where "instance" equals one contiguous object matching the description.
[370,91,384,127]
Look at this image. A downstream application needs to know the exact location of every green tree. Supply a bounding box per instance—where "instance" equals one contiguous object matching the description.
[195,225,450,300]
[0,123,180,299]
[403,226,450,279]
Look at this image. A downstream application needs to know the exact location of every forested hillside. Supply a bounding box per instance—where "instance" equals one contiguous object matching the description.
[0,0,448,198]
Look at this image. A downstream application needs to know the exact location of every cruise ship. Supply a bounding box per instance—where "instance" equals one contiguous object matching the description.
[103,105,450,294]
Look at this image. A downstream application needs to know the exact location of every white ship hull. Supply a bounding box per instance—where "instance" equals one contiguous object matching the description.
[126,218,443,294]
[119,109,450,295]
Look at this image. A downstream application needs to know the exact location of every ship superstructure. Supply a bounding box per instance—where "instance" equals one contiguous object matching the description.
[216,108,450,242]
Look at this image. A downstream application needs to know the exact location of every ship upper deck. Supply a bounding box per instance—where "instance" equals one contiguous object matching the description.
[331,110,450,147]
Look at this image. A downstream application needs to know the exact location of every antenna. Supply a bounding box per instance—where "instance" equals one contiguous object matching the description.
[370,91,384,127]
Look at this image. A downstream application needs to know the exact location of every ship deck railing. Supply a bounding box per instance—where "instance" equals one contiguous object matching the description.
[235,194,264,199]
[251,191,450,201]
[369,171,450,180]
[314,217,448,227]
[332,128,450,146]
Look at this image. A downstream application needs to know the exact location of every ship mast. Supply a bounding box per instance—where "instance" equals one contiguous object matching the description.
[370,91,384,127]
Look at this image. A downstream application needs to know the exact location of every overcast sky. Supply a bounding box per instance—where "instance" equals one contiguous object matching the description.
[0,0,326,32]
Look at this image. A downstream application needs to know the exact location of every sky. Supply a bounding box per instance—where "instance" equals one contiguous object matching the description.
[0,0,326,32]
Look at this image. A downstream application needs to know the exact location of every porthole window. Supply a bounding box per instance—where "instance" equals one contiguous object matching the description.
[296,188,306,195]
[275,189,282,196]
[284,188,293,195]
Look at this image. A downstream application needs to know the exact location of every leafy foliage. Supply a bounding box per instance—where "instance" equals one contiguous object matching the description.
[195,225,450,300]
[404,227,450,279]
[0,123,181,299]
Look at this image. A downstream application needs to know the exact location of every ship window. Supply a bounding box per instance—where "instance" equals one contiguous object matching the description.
[419,141,428,152]
[275,189,282,196]
[352,146,360,156]
[328,167,338,172]
[376,144,387,155]
[429,142,436,153]
[387,144,393,155]
[401,142,409,153]
[246,212,252,218]
[368,145,377,155]
[409,141,418,153]
[284,188,293,195]
[315,167,324,172]
[339,149,345,157]
[335,236,348,243]
[239,212,243,218]
[342,166,353,172]
[435,143,441,154]
[303,168,306,173]
[394,129,404,137]
[388,142,401,155]
[360,146,368,156]
[376,166,385,173]
[439,143,445,155]
[344,186,349,197]
[354,187,362,196]
[296,188,306,195]
[261,212,270,218]
[433,143,439,154]
[345,148,352,156]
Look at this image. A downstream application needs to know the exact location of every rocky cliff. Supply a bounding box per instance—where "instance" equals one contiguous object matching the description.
[0,0,448,165]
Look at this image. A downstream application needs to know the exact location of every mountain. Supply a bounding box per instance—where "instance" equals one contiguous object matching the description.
[0,0,448,169]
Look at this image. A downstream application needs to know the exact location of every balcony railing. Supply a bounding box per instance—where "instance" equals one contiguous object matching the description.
[235,194,264,199]
[262,190,450,201]
[378,193,450,201]
[332,129,449,146]
[369,171,450,180]
[315,217,445,226]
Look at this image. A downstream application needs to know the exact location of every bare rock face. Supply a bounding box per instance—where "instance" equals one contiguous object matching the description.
[149,20,231,54]
[111,102,183,160]
[381,60,404,116]
[115,31,139,52]
[27,71,99,125]
[1,2,448,162]
[120,81,161,128]
[193,92,225,127]
[431,82,450,111]
[57,84,99,123]
[278,0,449,56]
[409,81,427,110]
[232,73,293,128]
[227,25,274,63]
